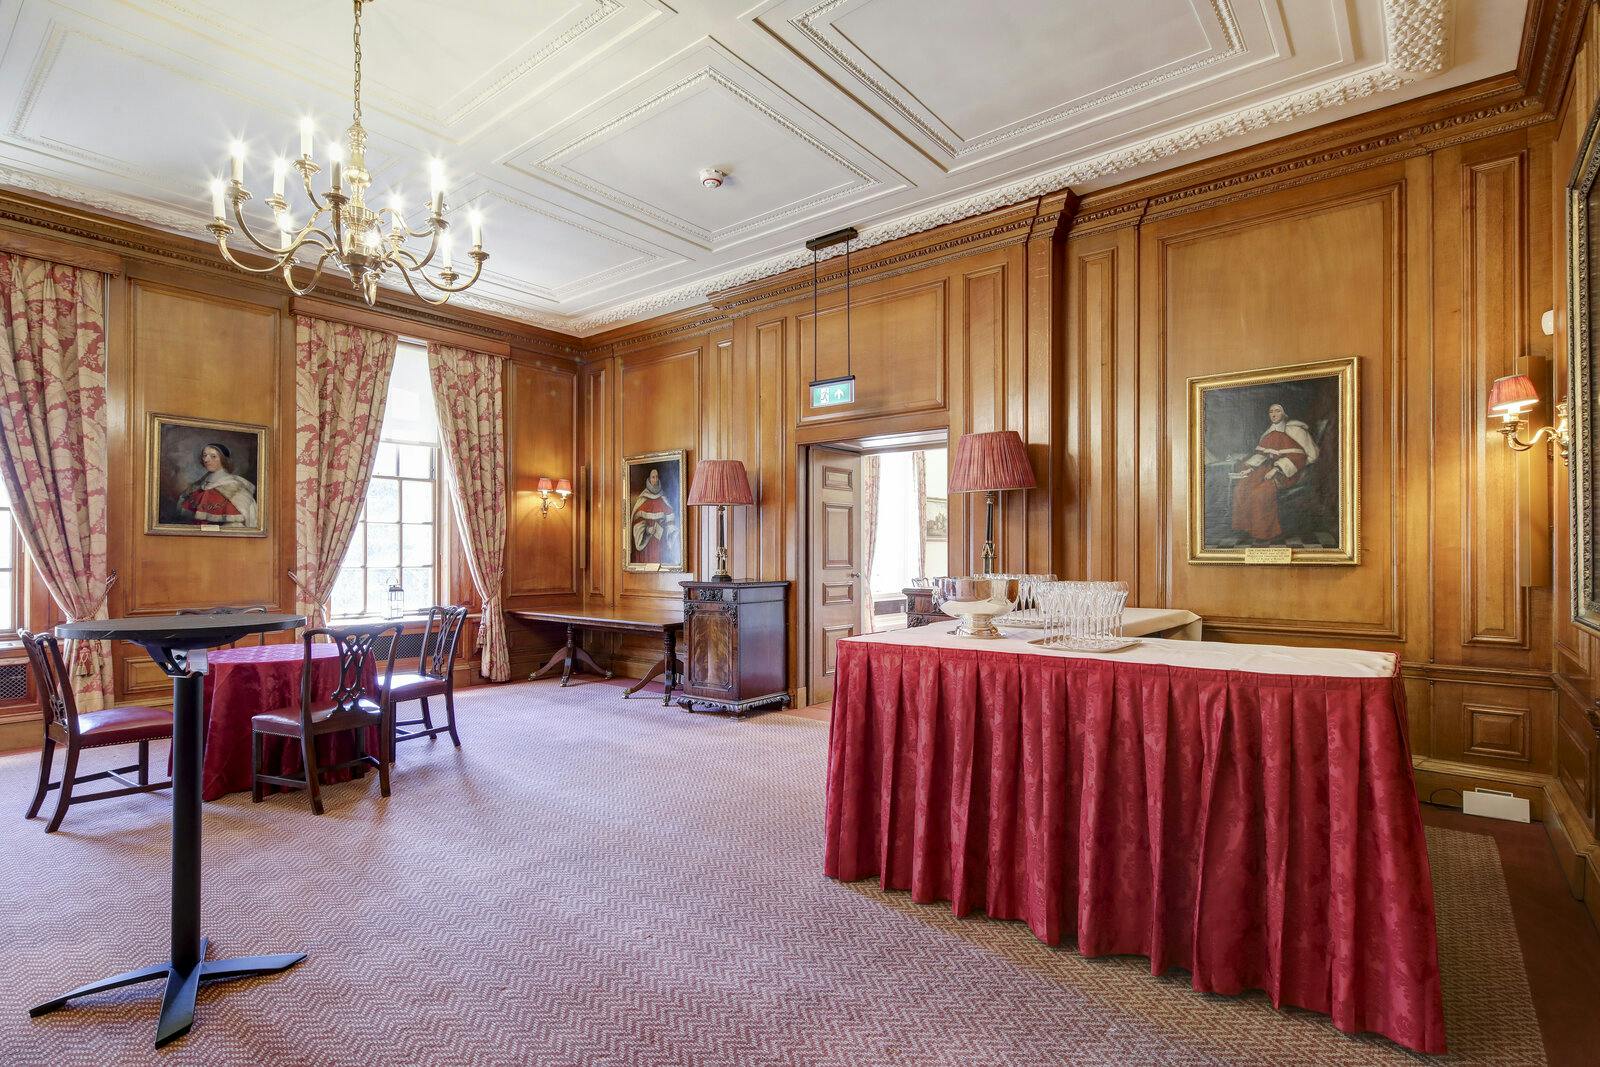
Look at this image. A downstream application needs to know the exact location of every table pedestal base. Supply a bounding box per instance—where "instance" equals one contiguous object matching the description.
[530,624,612,686]
[29,937,306,1047]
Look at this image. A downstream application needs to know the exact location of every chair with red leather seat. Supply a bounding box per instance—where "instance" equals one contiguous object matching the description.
[380,605,467,760]
[250,622,402,815]
[21,629,173,833]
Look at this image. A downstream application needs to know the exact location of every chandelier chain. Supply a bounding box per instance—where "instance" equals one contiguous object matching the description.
[351,0,363,127]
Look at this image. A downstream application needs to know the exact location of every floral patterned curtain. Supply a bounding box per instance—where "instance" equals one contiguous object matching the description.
[427,342,508,681]
[0,253,113,708]
[292,315,397,627]
[859,454,880,635]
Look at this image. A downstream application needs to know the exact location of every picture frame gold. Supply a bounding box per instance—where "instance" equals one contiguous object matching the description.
[1187,357,1359,565]
[145,413,269,537]
[621,449,688,573]
[1567,89,1600,635]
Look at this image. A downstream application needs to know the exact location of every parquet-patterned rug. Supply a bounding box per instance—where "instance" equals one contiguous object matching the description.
[0,680,1544,1066]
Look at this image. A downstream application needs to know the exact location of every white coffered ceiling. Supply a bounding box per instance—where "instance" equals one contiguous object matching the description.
[0,1,1527,334]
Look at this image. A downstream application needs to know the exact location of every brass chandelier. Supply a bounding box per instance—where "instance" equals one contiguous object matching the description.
[206,0,487,305]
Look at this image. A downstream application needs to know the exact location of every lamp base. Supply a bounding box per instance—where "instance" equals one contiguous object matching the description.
[709,573,734,583]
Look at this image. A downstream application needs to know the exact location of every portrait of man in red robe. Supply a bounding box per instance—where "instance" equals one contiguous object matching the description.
[1228,402,1319,541]
[623,453,685,571]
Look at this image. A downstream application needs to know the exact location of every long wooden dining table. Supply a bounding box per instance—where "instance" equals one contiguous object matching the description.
[824,621,1444,1054]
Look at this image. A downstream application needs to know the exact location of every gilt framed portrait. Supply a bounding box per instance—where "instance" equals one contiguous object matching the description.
[146,413,268,537]
[622,449,687,573]
[1568,90,1600,634]
[1187,358,1359,565]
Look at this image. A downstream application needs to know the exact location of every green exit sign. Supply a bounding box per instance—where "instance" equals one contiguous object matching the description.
[810,375,856,409]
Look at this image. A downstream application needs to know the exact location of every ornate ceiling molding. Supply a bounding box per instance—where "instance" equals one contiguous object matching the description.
[561,0,1452,333]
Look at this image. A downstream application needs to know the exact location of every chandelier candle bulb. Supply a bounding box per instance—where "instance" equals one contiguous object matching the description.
[272,158,287,199]
[441,234,453,272]
[229,141,244,184]
[209,179,225,220]
[298,117,313,159]
[469,210,483,248]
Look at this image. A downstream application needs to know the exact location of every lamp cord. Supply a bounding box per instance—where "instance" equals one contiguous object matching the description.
[811,249,818,385]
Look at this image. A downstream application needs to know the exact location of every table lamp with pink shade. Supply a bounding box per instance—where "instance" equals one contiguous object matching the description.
[687,459,755,582]
[948,430,1035,574]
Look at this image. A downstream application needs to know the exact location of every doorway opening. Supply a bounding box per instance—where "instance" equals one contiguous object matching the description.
[804,429,948,706]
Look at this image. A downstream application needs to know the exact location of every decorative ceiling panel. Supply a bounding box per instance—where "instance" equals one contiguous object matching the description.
[0,0,1525,334]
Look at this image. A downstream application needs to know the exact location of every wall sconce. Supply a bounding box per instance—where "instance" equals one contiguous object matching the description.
[533,476,572,515]
[1488,374,1570,458]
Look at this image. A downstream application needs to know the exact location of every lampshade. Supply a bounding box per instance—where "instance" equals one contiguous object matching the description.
[687,459,755,506]
[536,476,554,493]
[554,478,573,495]
[948,430,1036,493]
[1487,374,1539,416]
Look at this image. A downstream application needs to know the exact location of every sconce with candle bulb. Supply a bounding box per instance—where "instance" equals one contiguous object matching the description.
[1488,374,1570,458]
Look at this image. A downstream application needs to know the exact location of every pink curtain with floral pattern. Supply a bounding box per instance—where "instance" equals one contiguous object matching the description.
[0,253,113,708]
[293,315,397,627]
[427,342,508,682]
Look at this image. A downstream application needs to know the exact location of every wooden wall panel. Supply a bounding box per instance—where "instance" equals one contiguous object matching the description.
[122,278,286,616]
[1139,178,1409,646]
[505,358,578,599]
[616,343,702,602]
[797,281,946,427]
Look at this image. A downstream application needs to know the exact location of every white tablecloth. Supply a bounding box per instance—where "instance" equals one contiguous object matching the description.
[848,618,1397,679]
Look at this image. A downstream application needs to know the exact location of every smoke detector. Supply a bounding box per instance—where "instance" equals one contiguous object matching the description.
[699,167,727,189]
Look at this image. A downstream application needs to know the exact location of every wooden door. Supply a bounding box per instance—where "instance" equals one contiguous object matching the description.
[808,446,862,704]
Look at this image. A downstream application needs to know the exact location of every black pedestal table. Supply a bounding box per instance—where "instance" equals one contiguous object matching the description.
[28,612,305,1047]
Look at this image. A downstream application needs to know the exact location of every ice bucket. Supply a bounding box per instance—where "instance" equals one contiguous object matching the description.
[933,575,1020,639]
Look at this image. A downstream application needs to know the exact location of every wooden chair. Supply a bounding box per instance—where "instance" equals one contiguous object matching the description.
[249,622,402,815]
[381,605,468,759]
[20,629,172,833]
[176,605,270,647]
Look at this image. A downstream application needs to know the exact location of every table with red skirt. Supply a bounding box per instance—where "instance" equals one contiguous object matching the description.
[823,621,1445,1055]
[198,643,380,802]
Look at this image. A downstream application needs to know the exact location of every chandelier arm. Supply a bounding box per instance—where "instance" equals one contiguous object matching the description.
[423,252,488,295]
[213,235,292,275]
[229,197,311,259]
[390,225,444,272]
[393,262,457,307]
[294,164,328,215]
[282,250,337,296]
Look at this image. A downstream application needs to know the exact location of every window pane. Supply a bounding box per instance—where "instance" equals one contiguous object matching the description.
[0,571,13,630]
[402,567,433,612]
[331,568,364,618]
[374,442,399,478]
[397,443,432,480]
[401,479,433,522]
[402,522,433,567]
[367,522,400,567]
[340,523,365,569]
[366,477,399,523]
[0,511,13,568]
[367,567,400,616]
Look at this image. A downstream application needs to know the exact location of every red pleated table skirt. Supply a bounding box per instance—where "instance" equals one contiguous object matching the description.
[823,639,1445,1055]
[199,644,381,802]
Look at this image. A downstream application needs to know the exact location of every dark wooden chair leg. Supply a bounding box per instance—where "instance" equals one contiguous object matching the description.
[46,744,79,833]
[137,739,150,786]
[419,696,434,733]
[351,724,368,780]
[250,732,264,803]
[375,729,391,798]
[301,735,324,816]
[444,688,460,747]
[26,737,54,819]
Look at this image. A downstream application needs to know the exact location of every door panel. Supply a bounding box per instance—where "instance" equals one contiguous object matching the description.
[809,446,862,704]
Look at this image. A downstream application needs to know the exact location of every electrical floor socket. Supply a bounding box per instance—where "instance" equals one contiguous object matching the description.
[1462,788,1531,823]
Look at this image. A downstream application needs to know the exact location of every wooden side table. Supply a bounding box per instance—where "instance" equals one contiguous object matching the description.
[677,580,789,716]
[903,586,943,628]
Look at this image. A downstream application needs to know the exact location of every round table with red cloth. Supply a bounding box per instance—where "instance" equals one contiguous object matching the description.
[199,644,380,802]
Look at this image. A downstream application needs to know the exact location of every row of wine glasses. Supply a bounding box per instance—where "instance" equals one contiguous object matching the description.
[986,573,1058,626]
[1034,580,1131,651]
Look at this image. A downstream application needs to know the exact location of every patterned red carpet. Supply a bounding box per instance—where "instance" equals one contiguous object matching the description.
[0,679,1545,1065]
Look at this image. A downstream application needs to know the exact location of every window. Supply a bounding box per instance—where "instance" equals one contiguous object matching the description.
[331,342,441,619]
